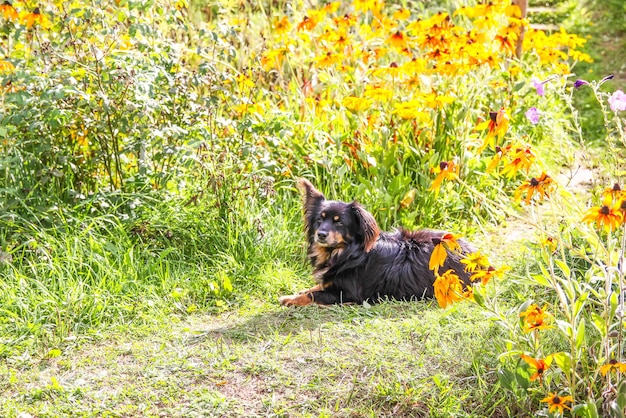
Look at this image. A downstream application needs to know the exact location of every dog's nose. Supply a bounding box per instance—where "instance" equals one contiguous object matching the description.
[317,231,328,241]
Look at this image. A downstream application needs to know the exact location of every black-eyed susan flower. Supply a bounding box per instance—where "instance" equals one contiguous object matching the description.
[428,160,459,195]
[433,269,464,308]
[460,251,490,272]
[0,1,18,21]
[470,265,509,285]
[476,107,509,153]
[602,183,624,203]
[520,354,552,382]
[582,197,623,232]
[363,85,393,102]
[387,30,408,49]
[21,7,49,29]
[541,236,558,254]
[520,303,554,333]
[500,145,535,178]
[392,8,410,20]
[273,16,291,34]
[429,233,461,273]
[514,172,554,205]
[541,393,573,414]
[600,359,626,376]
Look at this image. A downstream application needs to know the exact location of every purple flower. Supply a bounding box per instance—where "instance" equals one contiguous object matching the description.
[573,79,589,89]
[600,74,615,85]
[532,78,545,96]
[608,90,626,112]
[525,107,541,124]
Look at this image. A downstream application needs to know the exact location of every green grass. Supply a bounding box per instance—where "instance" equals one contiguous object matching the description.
[1,300,514,417]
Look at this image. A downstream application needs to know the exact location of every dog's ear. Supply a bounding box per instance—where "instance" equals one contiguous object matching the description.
[349,202,380,252]
[297,179,325,241]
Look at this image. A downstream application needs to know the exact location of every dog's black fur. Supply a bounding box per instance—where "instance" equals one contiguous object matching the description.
[279,179,474,306]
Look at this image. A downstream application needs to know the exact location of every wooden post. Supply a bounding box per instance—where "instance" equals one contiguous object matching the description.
[513,0,528,59]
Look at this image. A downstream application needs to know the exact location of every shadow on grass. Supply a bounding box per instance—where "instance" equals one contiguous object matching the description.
[185,299,447,345]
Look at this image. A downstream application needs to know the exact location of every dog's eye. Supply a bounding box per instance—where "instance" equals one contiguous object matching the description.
[333,217,342,225]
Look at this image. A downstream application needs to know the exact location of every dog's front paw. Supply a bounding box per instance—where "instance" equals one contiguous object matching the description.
[279,293,313,307]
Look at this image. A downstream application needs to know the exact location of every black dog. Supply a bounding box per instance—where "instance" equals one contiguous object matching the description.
[279,179,474,306]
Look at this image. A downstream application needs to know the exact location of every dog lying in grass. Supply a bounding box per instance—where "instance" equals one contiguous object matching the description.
[279,179,475,307]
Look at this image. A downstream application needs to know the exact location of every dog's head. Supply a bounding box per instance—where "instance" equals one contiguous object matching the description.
[297,179,380,252]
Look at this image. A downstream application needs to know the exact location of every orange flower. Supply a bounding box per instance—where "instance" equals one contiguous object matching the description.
[476,108,509,153]
[387,31,408,49]
[541,393,573,414]
[500,145,535,178]
[21,7,49,29]
[0,1,18,21]
[429,160,459,195]
[514,172,554,204]
[600,358,626,376]
[582,195,623,232]
[520,303,554,333]
[433,269,464,308]
[429,233,461,273]
[273,16,291,34]
[520,354,552,382]
[470,265,509,285]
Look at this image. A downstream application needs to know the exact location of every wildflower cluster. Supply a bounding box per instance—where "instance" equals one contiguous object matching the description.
[254,0,590,178]
[427,233,508,309]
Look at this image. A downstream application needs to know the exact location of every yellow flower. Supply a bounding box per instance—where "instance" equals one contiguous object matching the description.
[273,16,291,34]
[500,145,535,178]
[363,85,393,102]
[393,101,429,122]
[520,304,554,333]
[0,59,14,74]
[540,393,573,415]
[600,359,626,376]
[541,236,558,254]
[314,51,343,68]
[460,251,490,272]
[428,233,462,273]
[343,96,373,112]
[433,269,464,308]
[428,160,459,195]
[392,8,410,20]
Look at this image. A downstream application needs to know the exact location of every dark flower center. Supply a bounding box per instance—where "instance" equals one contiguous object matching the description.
[530,178,540,187]
[613,183,621,191]
[439,161,449,170]
[489,111,498,122]
[600,206,611,215]
[553,396,561,404]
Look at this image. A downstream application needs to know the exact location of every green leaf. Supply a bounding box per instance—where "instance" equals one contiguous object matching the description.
[575,320,586,350]
[552,352,573,375]
[555,259,571,278]
[530,273,552,287]
[497,369,516,392]
[572,402,599,418]
[591,312,607,338]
